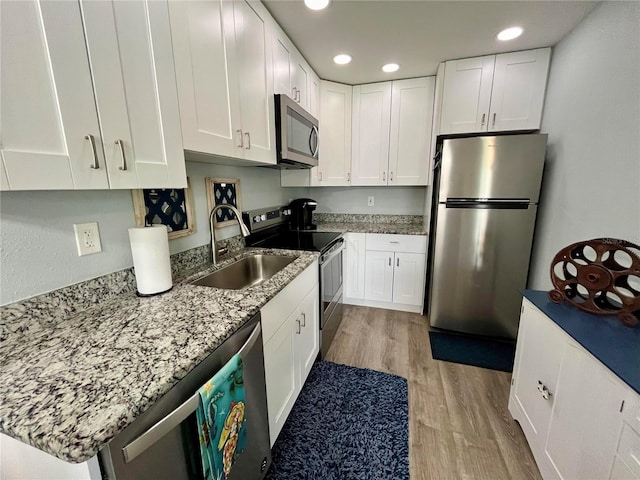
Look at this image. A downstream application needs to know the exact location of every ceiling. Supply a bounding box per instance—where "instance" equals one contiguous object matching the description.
[263,0,599,85]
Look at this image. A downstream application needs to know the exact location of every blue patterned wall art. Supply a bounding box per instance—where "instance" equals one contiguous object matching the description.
[206,177,242,229]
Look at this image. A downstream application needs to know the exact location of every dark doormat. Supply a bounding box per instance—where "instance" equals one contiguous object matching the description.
[266,361,409,480]
[428,331,516,372]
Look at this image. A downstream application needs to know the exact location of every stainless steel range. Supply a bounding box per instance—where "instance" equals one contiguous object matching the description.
[242,205,344,357]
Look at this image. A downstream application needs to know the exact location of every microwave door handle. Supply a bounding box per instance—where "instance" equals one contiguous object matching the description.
[121,323,262,463]
[310,125,319,158]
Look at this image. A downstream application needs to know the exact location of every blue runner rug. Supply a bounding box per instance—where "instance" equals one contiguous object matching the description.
[429,331,516,372]
[266,361,409,480]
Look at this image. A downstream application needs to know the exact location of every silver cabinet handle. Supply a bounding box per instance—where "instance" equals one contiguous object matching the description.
[297,90,301,103]
[396,257,399,267]
[388,257,391,266]
[301,312,306,327]
[537,380,552,400]
[296,319,301,334]
[347,172,350,182]
[85,134,99,169]
[481,113,486,126]
[244,132,251,149]
[115,139,127,171]
[390,171,393,181]
[318,171,322,181]
[122,323,261,463]
[236,129,244,148]
[492,113,497,127]
[383,171,386,182]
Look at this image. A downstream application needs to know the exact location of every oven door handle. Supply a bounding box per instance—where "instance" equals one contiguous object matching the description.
[121,323,262,464]
[320,238,344,264]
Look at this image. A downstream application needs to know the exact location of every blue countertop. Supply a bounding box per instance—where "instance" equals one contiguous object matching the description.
[523,290,640,395]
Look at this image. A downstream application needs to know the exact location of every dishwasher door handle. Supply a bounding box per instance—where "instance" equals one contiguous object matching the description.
[121,322,262,463]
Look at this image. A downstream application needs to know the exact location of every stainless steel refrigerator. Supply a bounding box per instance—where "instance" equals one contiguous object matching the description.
[427,133,547,339]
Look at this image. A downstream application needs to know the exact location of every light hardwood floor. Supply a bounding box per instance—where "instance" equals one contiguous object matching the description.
[324,305,542,480]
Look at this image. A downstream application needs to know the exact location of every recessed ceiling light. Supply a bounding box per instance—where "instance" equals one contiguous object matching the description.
[333,54,352,65]
[382,63,400,73]
[304,0,330,10]
[497,26,523,41]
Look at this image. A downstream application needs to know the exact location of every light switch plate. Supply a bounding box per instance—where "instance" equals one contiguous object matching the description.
[73,222,102,256]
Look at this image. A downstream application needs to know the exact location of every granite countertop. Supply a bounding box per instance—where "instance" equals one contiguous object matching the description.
[0,248,318,464]
[316,222,427,235]
[523,290,640,395]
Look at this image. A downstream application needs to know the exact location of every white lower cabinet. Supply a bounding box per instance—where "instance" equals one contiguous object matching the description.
[345,233,427,313]
[509,299,640,480]
[261,261,319,446]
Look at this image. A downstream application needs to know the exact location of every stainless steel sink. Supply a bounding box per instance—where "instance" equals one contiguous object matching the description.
[191,254,296,290]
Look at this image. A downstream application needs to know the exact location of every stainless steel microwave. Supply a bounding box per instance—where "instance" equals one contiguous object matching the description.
[274,94,319,169]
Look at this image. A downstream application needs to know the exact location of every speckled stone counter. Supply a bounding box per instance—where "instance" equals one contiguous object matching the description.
[0,247,318,463]
[523,290,640,394]
[313,213,427,235]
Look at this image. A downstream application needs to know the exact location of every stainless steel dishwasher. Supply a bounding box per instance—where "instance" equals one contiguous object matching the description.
[99,313,271,479]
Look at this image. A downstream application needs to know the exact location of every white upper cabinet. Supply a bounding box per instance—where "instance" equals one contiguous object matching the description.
[489,48,552,131]
[309,71,321,119]
[1,1,107,190]
[388,77,435,186]
[169,0,275,166]
[0,0,187,191]
[352,79,434,186]
[313,81,352,187]
[440,48,550,135]
[272,27,309,110]
[351,82,392,186]
[440,55,495,135]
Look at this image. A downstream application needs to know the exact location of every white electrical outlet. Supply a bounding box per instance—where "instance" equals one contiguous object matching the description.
[368,196,375,207]
[73,222,102,256]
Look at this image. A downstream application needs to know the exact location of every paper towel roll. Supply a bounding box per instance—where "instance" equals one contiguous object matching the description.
[128,225,173,296]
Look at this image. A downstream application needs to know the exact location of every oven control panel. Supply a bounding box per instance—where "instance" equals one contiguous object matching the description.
[242,206,291,233]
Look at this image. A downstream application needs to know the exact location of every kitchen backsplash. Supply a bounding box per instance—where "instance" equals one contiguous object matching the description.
[314,213,423,225]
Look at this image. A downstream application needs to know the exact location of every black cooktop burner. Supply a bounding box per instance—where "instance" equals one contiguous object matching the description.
[247,227,341,254]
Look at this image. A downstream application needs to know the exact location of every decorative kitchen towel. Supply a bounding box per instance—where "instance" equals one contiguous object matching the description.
[196,353,247,480]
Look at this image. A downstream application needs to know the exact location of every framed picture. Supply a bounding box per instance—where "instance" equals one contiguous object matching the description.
[205,177,242,229]
[131,177,196,239]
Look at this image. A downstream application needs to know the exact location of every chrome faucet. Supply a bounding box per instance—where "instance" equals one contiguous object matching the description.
[209,204,250,265]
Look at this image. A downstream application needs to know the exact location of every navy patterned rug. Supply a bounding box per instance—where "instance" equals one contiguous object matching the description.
[266,361,409,480]
[429,331,516,372]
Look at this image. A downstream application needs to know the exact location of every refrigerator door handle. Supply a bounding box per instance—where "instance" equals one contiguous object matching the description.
[445,198,531,209]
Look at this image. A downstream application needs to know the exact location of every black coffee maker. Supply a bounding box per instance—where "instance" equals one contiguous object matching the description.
[289,198,317,230]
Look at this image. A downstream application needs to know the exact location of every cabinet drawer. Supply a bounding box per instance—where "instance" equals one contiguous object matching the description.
[618,423,640,478]
[261,260,318,343]
[365,233,426,253]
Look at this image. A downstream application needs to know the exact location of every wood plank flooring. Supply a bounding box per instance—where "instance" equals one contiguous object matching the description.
[325,305,541,480]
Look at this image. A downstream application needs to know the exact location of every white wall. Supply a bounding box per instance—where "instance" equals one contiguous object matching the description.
[285,186,426,215]
[528,1,640,289]
[0,162,288,305]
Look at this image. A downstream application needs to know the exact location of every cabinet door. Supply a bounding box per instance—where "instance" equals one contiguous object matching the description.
[488,48,550,132]
[168,0,241,159]
[343,233,366,300]
[364,251,394,302]
[272,32,292,97]
[440,56,494,134]
[0,0,108,190]
[291,55,309,109]
[351,82,392,186]
[234,0,275,165]
[392,252,425,306]
[388,77,435,186]
[83,0,186,189]
[296,285,320,387]
[545,342,631,480]
[263,309,297,446]
[309,72,321,119]
[315,81,352,187]
[511,301,566,459]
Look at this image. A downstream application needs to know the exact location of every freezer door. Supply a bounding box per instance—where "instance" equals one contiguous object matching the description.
[439,134,547,203]
[428,204,538,339]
